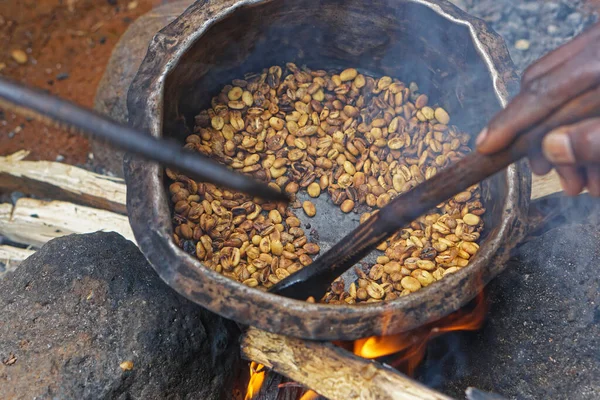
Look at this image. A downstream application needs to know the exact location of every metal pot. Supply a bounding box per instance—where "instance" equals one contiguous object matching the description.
[125,0,530,341]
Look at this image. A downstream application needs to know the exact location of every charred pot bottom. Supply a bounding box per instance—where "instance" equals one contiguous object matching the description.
[167,62,486,304]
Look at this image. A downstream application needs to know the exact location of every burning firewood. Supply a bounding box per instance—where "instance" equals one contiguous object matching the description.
[241,327,454,400]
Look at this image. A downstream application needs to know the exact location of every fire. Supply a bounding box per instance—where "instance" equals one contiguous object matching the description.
[243,365,319,400]
[244,362,266,400]
[351,290,487,376]
[242,292,487,398]
[299,390,319,400]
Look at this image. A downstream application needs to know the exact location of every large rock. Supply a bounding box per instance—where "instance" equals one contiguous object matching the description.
[0,232,240,399]
[430,223,600,399]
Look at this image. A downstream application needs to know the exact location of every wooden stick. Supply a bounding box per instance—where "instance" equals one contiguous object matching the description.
[0,151,127,214]
[0,198,135,248]
[240,327,454,400]
[0,245,35,279]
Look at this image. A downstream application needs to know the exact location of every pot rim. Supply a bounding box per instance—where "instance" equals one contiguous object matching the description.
[125,0,530,340]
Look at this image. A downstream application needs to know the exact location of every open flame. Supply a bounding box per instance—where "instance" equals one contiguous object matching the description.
[243,291,487,399]
[244,365,319,400]
[299,390,319,400]
[245,362,266,400]
[349,290,488,376]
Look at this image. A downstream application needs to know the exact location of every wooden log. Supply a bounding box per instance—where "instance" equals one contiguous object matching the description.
[0,198,135,248]
[240,327,454,400]
[0,245,35,279]
[0,150,127,214]
[531,169,586,200]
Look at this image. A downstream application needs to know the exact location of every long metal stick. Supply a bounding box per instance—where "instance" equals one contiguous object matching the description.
[269,86,600,300]
[0,77,288,203]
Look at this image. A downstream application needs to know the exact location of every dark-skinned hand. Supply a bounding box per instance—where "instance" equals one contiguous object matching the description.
[476,22,600,197]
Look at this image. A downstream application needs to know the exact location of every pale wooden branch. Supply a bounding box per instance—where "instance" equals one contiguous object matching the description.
[0,150,127,214]
[0,198,135,248]
[240,327,454,400]
[0,245,35,278]
[531,169,586,200]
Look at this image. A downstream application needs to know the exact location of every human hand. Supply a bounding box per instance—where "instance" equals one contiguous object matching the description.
[476,22,600,196]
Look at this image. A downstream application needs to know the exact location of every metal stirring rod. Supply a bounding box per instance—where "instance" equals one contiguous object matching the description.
[0,77,289,203]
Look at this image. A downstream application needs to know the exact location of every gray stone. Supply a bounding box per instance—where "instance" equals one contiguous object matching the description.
[567,12,583,27]
[543,2,561,14]
[556,4,576,20]
[457,0,596,74]
[517,2,541,16]
[0,232,240,399]
[525,16,538,26]
[448,0,467,11]
[505,21,527,37]
[547,24,560,36]
[484,12,502,23]
[471,1,503,16]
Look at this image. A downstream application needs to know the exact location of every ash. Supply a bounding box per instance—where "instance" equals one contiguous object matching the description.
[450,0,597,73]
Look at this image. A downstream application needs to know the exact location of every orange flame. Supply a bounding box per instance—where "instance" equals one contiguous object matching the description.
[299,390,319,400]
[243,292,487,398]
[351,290,487,376]
[244,362,266,400]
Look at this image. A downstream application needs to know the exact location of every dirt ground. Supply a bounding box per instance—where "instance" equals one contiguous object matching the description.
[0,0,599,167]
[0,0,177,166]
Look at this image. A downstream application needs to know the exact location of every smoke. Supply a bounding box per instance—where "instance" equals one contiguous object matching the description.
[527,193,600,240]
[414,329,477,388]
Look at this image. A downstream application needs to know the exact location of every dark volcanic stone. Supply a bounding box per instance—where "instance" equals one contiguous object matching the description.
[0,232,240,399]
[440,224,600,399]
